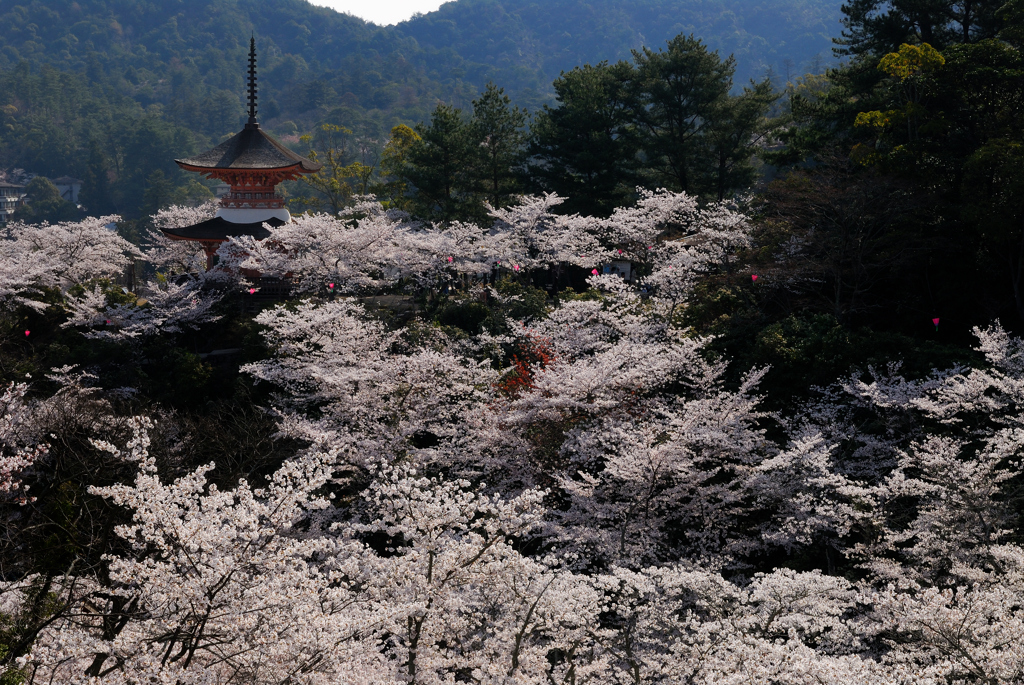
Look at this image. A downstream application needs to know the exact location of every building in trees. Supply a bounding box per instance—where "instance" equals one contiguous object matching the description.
[161,38,321,269]
[52,176,83,204]
[0,181,26,227]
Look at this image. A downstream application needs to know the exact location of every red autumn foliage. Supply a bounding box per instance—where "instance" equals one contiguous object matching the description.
[495,334,556,398]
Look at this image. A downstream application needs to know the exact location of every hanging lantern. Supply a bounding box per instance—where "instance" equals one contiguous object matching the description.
[933,317,940,331]
[751,274,758,282]
[591,269,599,275]
[24,330,29,337]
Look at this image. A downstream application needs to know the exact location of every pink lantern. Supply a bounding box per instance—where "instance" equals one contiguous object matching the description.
[933,317,940,331]
[24,330,29,337]
[513,264,520,271]
[248,288,256,294]
[591,269,599,275]
[106,319,111,324]
[328,283,335,289]
[447,256,453,262]
[751,274,758,282]
[618,249,623,255]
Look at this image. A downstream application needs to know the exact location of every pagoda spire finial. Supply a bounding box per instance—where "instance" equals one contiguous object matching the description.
[246,35,258,127]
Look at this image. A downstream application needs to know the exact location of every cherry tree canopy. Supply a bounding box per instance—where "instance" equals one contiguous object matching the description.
[3,194,1024,684]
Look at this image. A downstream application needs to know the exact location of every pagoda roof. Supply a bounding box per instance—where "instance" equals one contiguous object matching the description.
[161,215,286,242]
[175,125,321,173]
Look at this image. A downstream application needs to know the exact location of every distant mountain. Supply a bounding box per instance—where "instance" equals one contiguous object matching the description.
[0,0,843,130]
[0,0,843,214]
[0,0,465,139]
[397,0,844,97]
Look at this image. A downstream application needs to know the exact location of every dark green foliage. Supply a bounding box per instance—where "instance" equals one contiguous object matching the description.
[742,313,976,403]
[438,299,492,335]
[140,170,174,219]
[11,177,82,223]
[436,278,548,336]
[756,0,1024,347]
[836,0,1003,56]
[405,103,477,223]
[0,60,200,219]
[79,139,116,215]
[528,62,638,216]
[400,86,528,222]
[528,39,778,213]
[470,84,528,208]
[0,0,845,221]
[705,79,780,200]
[492,278,549,323]
[399,0,845,94]
[631,35,737,194]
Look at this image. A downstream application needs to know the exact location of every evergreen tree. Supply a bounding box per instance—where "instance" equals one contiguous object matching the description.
[297,124,375,215]
[528,62,638,216]
[80,139,116,216]
[704,79,779,201]
[469,83,528,208]
[376,124,421,211]
[630,34,734,196]
[405,104,476,223]
[141,170,174,219]
[836,0,1003,56]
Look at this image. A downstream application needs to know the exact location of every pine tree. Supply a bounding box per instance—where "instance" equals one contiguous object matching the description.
[630,34,734,196]
[469,83,528,208]
[80,139,116,216]
[405,103,476,223]
[528,62,638,216]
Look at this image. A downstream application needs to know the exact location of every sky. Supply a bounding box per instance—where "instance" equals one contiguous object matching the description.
[307,0,447,25]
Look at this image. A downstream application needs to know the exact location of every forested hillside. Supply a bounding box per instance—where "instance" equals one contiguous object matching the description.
[0,0,842,217]
[399,0,842,92]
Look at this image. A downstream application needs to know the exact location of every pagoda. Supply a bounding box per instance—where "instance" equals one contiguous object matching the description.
[162,38,321,269]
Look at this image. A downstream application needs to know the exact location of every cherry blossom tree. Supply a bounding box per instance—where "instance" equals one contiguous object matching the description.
[5,216,139,289]
[62,279,222,341]
[0,216,139,311]
[20,420,391,685]
[0,381,47,503]
[144,202,217,276]
[11,189,1024,684]
[242,299,508,477]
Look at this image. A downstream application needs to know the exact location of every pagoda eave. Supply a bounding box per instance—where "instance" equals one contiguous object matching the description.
[160,216,284,242]
[174,161,311,183]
